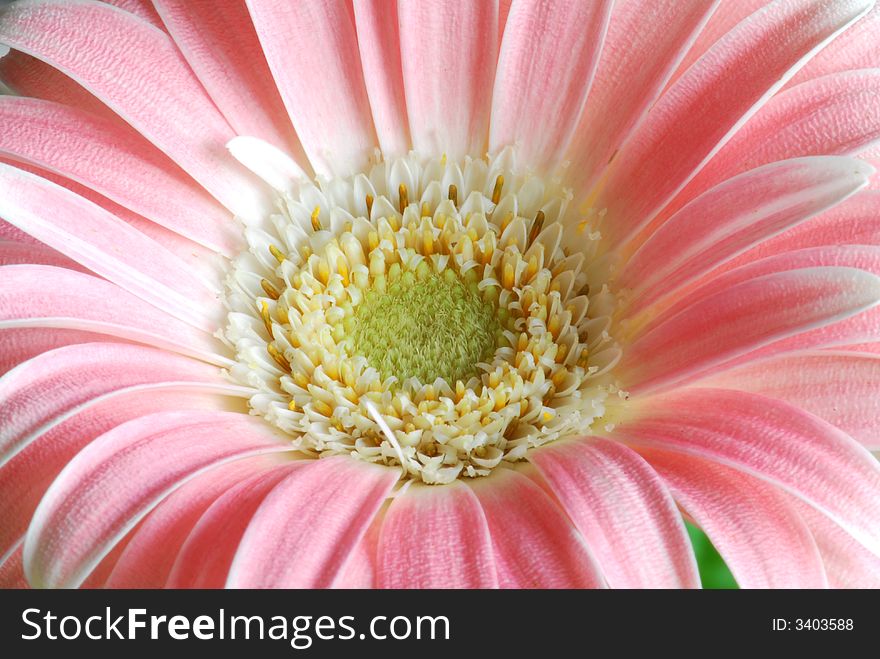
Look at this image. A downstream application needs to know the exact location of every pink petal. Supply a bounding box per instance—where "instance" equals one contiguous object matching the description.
[0,240,84,270]
[377,481,498,588]
[0,49,117,121]
[620,156,871,312]
[0,329,123,376]
[246,0,375,178]
[657,69,880,225]
[108,455,289,588]
[623,266,880,392]
[227,457,397,588]
[0,97,242,255]
[757,301,880,356]
[696,351,880,450]
[23,410,293,588]
[0,342,224,466]
[567,0,719,195]
[103,0,164,29]
[0,542,27,588]
[167,462,299,588]
[721,192,880,269]
[0,264,225,363]
[0,155,226,284]
[152,0,306,165]
[0,0,268,220]
[333,513,383,589]
[641,447,827,588]
[399,0,497,160]
[0,164,222,331]
[468,468,606,588]
[679,246,880,370]
[616,388,880,557]
[836,341,880,354]
[664,0,771,88]
[352,0,409,158]
[529,438,698,588]
[59,534,140,588]
[640,244,880,339]
[792,499,880,588]
[498,0,512,34]
[0,217,36,244]
[595,0,873,247]
[788,5,880,87]
[80,531,136,589]
[490,0,612,171]
[0,383,244,564]
[867,155,880,187]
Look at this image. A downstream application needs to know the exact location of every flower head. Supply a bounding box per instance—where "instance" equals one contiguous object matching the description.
[226,150,621,484]
[1,0,880,589]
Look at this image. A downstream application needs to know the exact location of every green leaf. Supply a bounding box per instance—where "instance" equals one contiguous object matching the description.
[686,522,738,589]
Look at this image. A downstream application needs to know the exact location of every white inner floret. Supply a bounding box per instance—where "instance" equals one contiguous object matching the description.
[224,150,622,484]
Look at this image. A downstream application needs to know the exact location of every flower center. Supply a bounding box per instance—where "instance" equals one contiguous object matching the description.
[224,151,623,484]
[348,267,501,384]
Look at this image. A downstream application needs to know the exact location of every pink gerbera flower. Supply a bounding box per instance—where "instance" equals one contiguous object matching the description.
[1,0,880,590]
